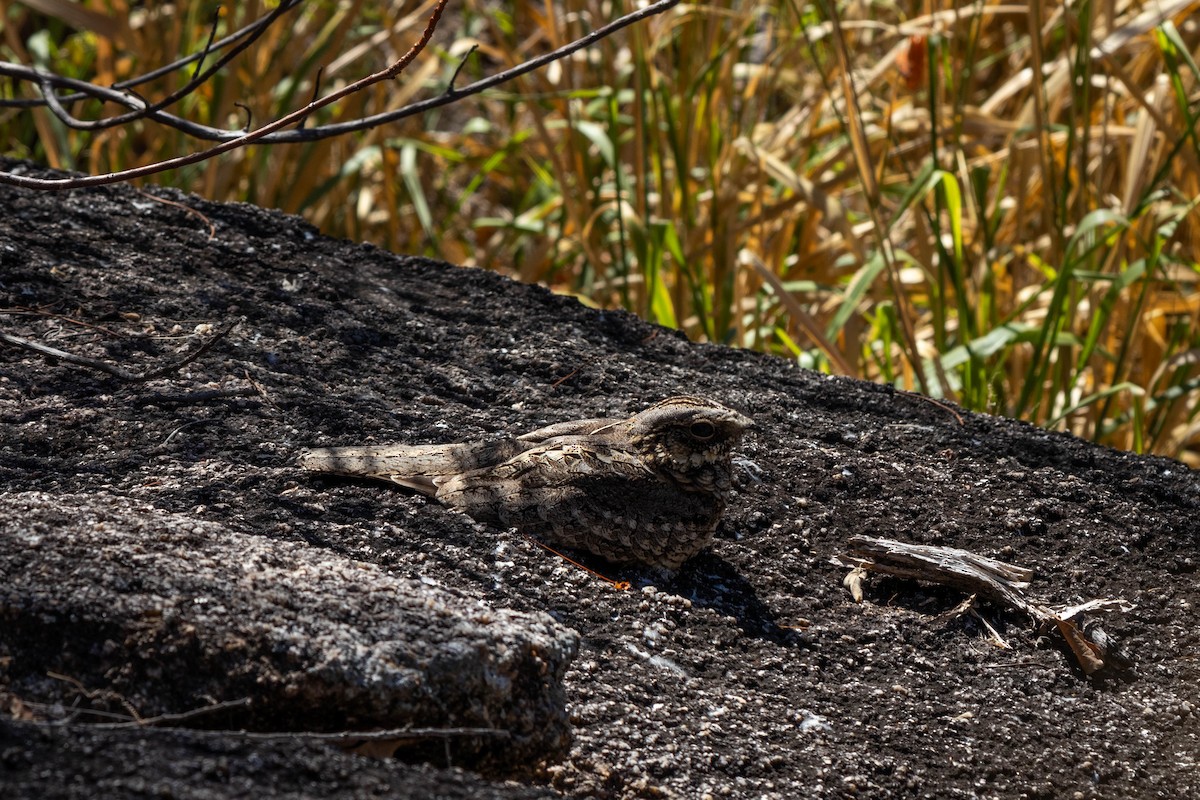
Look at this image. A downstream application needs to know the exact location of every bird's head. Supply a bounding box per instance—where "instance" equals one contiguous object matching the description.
[627,396,753,488]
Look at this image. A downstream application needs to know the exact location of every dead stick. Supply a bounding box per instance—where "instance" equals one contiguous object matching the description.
[0,318,239,381]
[838,535,1038,615]
[835,535,1133,674]
[40,721,509,742]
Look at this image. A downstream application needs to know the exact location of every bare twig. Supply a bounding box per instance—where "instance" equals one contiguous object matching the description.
[32,715,508,743]
[28,3,297,133]
[291,0,678,140]
[447,44,480,94]
[0,0,681,188]
[134,188,217,238]
[0,318,240,381]
[522,533,631,591]
[23,695,246,726]
[942,595,1010,648]
[0,0,449,189]
[298,67,325,130]
[58,697,252,727]
[0,1,304,121]
[22,692,508,751]
[222,726,509,744]
[190,10,222,82]
[46,671,143,722]
[0,308,129,338]
[898,389,967,426]
[142,387,260,411]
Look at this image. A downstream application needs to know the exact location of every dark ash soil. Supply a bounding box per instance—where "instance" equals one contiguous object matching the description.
[1,158,1197,799]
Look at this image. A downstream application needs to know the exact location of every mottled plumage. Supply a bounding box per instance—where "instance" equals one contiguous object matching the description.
[299,396,753,569]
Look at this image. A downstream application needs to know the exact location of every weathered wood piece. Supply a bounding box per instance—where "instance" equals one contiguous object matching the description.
[835,535,1133,675]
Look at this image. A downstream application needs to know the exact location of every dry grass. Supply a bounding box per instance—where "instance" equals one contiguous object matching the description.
[4,0,1200,461]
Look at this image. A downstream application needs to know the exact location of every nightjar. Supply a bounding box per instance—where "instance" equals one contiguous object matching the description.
[299,396,753,569]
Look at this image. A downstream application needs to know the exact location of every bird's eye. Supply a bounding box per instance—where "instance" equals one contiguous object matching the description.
[689,421,716,440]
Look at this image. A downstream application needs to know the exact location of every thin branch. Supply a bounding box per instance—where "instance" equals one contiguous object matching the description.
[196,725,509,743]
[36,694,252,726]
[447,44,480,95]
[233,101,252,131]
[191,10,222,82]
[0,318,240,381]
[141,387,259,410]
[0,308,129,338]
[21,692,510,743]
[134,187,218,238]
[0,0,451,189]
[30,714,510,742]
[22,1,301,133]
[298,67,325,130]
[0,1,304,110]
[46,670,143,722]
[0,0,681,188]
[278,0,682,141]
[898,389,966,426]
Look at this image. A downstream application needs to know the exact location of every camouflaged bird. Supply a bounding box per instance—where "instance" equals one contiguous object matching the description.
[299,396,753,569]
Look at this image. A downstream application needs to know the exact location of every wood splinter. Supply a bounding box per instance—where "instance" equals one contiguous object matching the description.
[833,535,1134,676]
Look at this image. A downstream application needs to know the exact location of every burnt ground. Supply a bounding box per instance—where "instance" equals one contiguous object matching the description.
[0,157,1197,799]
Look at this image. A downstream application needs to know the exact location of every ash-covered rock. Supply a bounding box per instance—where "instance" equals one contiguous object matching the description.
[0,491,577,773]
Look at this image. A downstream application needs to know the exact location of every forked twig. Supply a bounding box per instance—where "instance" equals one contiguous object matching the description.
[0,0,681,189]
[19,2,302,134]
[0,1,304,110]
[0,318,240,381]
[0,0,450,190]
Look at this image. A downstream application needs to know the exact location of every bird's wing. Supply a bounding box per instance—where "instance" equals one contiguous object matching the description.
[434,441,720,565]
[479,441,650,484]
[433,440,649,505]
[516,417,622,443]
[433,440,711,525]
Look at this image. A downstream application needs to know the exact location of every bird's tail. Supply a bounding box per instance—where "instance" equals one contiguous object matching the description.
[298,439,529,495]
